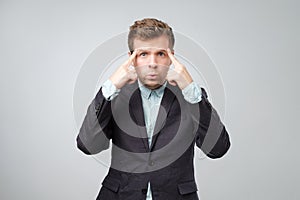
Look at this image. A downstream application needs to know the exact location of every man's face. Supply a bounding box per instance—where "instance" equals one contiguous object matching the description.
[131,35,172,90]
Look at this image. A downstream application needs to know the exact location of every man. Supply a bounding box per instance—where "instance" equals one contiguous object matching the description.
[77,18,230,200]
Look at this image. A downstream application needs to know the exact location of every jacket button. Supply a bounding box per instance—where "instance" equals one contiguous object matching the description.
[149,161,154,166]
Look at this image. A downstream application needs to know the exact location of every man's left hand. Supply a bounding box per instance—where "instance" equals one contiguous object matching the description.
[166,48,193,90]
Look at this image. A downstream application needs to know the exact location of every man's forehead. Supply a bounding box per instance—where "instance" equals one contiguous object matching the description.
[135,47,167,52]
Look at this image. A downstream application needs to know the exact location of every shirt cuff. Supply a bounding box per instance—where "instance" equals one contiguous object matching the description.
[182,82,202,104]
[102,79,120,101]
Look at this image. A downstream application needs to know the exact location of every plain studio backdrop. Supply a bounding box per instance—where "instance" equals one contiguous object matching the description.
[0,0,299,200]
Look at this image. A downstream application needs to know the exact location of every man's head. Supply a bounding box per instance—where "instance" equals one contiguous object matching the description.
[128,18,175,89]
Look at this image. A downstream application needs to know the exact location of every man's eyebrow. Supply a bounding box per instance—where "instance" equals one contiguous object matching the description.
[130,49,150,54]
[130,48,167,54]
[141,49,167,53]
[157,49,167,52]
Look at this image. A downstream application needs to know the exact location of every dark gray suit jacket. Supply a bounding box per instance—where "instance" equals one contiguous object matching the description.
[76,83,230,200]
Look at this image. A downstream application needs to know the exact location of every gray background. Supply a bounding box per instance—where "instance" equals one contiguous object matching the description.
[0,0,299,199]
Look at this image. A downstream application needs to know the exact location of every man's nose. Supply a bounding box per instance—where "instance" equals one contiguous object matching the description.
[148,55,157,68]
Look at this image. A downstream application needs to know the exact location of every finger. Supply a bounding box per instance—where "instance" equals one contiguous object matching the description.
[129,49,138,62]
[167,79,177,86]
[166,72,177,86]
[123,50,138,68]
[167,48,179,66]
[128,65,135,72]
[128,77,137,84]
[127,72,137,84]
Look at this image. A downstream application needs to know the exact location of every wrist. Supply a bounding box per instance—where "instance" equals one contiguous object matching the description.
[109,77,123,89]
[102,79,121,101]
[179,79,193,90]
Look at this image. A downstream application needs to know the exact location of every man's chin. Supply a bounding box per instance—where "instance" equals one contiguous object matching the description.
[143,81,163,90]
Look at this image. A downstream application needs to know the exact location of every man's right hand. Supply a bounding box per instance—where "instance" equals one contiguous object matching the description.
[109,50,138,89]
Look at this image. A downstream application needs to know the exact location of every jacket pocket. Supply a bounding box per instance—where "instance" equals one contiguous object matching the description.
[102,176,120,193]
[177,180,198,195]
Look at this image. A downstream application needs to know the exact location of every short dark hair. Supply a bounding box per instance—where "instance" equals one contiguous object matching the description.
[128,18,175,51]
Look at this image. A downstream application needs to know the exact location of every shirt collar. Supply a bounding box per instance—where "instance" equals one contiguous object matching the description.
[138,79,167,99]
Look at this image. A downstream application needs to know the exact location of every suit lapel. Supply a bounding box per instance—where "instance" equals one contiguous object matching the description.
[150,84,177,151]
[129,87,150,151]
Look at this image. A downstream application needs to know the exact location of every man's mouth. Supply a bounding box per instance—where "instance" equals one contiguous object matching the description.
[146,73,158,79]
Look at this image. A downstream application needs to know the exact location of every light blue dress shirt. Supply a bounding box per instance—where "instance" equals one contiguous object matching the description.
[102,79,202,200]
[138,81,166,200]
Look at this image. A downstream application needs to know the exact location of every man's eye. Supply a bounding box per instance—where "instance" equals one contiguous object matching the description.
[158,52,165,56]
[140,53,147,57]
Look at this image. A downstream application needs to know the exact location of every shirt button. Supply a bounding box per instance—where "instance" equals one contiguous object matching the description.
[149,161,155,166]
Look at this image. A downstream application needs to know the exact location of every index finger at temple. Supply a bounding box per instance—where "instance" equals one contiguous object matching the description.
[129,50,138,62]
[123,50,137,68]
[167,48,179,65]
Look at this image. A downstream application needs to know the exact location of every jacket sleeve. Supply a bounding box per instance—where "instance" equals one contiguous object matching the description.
[195,88,231,159]
[76,88,113,155]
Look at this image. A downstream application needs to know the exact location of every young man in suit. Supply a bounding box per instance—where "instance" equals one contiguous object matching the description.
[77,18,230,200]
